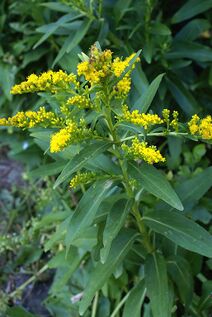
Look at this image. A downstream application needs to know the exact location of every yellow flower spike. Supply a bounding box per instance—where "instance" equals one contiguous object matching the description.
[50,122,77,153]
[188,114,200,135]
[0,107,62,129]
[198,115,212,140]
[188,114,212,140]
[170,110,179,131]
[115,76,131,97]
[122,137,165,164]
[122,105,163,129]
[70,172,96,189]
[67,95,92,109]
[0,118,9,126]
[162,108,170,123]
[112,53,139,78]
[10,70,78,95]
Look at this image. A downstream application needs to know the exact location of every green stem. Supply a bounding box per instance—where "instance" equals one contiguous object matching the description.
[91,291,99,317]
[104,94,154,253]
[110,292,130,317]
[9,264,48,298]
[121,132,189,142]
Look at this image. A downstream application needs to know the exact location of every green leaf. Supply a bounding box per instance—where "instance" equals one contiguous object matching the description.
[172,0,212,24]
[6,306,38,317]
[48,247,83,294]
[175,19,210,41]
[65,180,113,249]
[129,162,183,211]
[100,199,133,263]
[167,255,193,307]
[29,161,67,178]
[54,141,111,189]
[114,0,133,22]
[79,229,139,315]
[143,210,212,257]
[34,13,81,49]
[166,41,212,62]
[166,74,200,115]
[151,22,171,35]
[53,19,92,67]
[123,280,146,317]
[41,2,73,13]
[145,253,170,317]
[175,166,212,204]
[133,73,164,113]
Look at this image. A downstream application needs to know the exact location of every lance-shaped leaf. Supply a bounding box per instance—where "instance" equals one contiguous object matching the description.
[100,199,133,263]
[133,73,164,113]
[167,255,193,307]
[54,141,111,188]
[79,229,139,315]
[129,162,183,211]
[145,253,171,317]
[65,180,113,249]
[123,279,146,317]
[143,210,212,257]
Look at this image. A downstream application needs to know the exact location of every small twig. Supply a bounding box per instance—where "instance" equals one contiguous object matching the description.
[9,264,48,298]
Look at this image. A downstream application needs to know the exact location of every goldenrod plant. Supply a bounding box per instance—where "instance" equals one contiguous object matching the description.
[1,44,212,317]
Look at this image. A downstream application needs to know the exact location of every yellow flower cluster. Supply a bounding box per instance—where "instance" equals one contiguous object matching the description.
[50,122,77,153]
[162,109,170,123]
[50,120,92,153]
[188,114,212,140]
[0,107,61,129]
[112,53,138,77]
[67,95,92,109]
[77,48,113,85]
[116,76,131,97]
[70,172,96,189]
[170,111,179,131]
[11,70,78,94]
[122,137,165,164]
[77,46,139,96]
[122,105,163,129]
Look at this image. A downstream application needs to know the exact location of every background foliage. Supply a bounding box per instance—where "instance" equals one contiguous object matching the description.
[0,1,211,317]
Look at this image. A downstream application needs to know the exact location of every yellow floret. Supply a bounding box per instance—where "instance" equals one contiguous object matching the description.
[122,105,163,129]
[122,137,165,164]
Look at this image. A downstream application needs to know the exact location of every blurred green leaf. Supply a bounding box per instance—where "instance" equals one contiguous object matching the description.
[172,0,212,24]
[176,166,212,204]
[166,74,200,115]
[175,19,210,41]
[151,22,171,35]
[6,306,38,317]
[53,19,92,67]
